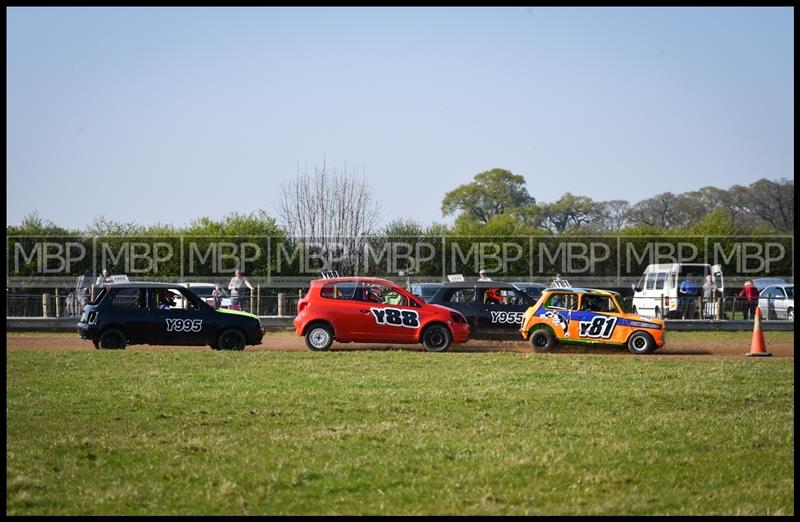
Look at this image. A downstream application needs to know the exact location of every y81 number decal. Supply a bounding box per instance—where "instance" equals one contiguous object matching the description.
[371,308,420,328]
[578,316,617,338]
[165,318,203,332]
[490,311,524,324]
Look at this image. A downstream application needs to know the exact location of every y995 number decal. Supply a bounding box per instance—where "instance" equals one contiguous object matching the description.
[371,308,420,328]
[578,316,617,338]
[165,318,203,332]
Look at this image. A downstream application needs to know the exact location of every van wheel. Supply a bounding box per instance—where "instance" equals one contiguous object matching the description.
[422,324,451,352]
[530,329,555,353]
[98,328,126,350]
[218,329,246,351]
[305,324,334,352]
[628,331,655,354]
[654,307,662,319]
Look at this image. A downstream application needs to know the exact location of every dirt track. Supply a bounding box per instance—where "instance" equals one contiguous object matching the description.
[5,331,794,358]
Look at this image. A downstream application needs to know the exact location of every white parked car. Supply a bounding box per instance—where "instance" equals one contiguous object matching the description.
[173,283,232,309]
[631,263,724,319]
[758,284,794,321]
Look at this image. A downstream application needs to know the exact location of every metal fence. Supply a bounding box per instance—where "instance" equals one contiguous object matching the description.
[6,291,304,318]
[6,290,792,322]
[620,296,793,321]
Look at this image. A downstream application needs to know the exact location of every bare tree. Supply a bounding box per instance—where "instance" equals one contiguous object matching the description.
[278,161,380,273]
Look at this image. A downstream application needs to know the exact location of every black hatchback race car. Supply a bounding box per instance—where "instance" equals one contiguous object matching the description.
[427,282,537,339]
[77,282,265,350]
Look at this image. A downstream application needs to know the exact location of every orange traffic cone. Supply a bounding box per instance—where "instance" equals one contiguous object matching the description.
[746,307,772,357]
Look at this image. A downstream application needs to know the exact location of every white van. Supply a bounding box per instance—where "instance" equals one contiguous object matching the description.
[631,263,724,319]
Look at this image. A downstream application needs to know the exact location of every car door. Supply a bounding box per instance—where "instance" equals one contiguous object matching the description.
[150,288,209,344]
[477,287,531,337]
[774,287,788,319]
[759,286,780,320]
[107,287,151,344]
[570,294,624,343]
[357,283,421,343]
[435,286,478,332]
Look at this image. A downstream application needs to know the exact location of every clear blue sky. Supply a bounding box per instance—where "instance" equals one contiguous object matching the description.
[6,7,794,230]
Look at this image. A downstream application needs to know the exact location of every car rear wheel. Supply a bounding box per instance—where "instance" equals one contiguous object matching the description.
[530,328,555,353]
[218,329,246,351]
[305,324,334,352]
[98,329,126,350]
[627,331,655,354]
[422,324,451,352]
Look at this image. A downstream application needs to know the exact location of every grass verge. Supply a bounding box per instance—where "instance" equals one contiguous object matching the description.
[6,350,794,515]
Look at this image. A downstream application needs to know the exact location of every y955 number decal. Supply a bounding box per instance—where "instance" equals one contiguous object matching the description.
[371,308,420,328]
[165,318,203,332]
[490,311,524,324]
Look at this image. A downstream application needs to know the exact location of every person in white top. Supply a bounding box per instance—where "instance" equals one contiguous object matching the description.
[228,269,255,310]
[95,269,113,288]
[478,269,492,282]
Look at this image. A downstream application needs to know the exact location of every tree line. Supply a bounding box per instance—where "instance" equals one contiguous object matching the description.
[7,166,793,239]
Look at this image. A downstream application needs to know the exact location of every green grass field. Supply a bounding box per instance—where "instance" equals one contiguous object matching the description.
[6,350,794,515]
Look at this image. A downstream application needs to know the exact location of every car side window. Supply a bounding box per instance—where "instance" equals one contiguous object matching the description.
[446,288,476,303]
[361,283,409,306]
[111,288,146,311]
[580,295,619,313]
[544,293,577,310]
[320,282,358,300]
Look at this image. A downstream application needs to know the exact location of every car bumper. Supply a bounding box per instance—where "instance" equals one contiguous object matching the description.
[293,315,304,336]
[248,327,266,345]
[451,323,470,344]
[77,322,99,341]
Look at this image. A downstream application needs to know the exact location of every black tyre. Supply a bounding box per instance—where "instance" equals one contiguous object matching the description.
[98,328,126,350]
[627,331,655,354]
[218,329,246,351]
[305,324,334,352]
[530,328,555,353]
[92,339,100,350]
[422,324,451,352]
[654,307,662,319]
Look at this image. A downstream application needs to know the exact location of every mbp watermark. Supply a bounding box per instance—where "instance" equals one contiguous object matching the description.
[5,234,793,287]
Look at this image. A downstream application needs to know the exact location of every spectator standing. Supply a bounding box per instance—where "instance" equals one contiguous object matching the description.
[679,274,698,319]
[95,269,113,288]
[737,279,759,320]
[212,283,225,310]
[478,269,492,282]
[702,274,718,319]
[228,269,255,311]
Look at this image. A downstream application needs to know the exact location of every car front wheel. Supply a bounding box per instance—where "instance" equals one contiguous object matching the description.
[305,324,334,352]
[422,324,451,352]
[627,331,655,354]
[98,329,126,350]
[530,328,555,353]
[218,329,246,351]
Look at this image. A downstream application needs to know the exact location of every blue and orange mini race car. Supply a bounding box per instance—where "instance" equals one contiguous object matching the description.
[519,287,666,354]
[293,277,471,352]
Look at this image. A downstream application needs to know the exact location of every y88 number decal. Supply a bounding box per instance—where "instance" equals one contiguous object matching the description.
[165,318,203,332]
[578,316,617,338]
[371,308,420,328]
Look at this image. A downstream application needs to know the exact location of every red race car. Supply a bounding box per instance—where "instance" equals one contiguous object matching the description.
[294,277,471,352]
